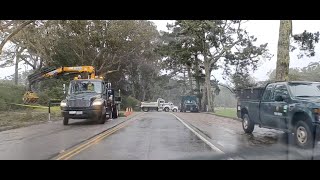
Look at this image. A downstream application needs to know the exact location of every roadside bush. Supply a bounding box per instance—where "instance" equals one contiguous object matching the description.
[121,96,140,111]
[37,92,50,106]
[0,99,6,111]
[0,83,25,110]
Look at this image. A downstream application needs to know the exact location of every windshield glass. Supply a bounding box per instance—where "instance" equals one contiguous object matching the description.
[68,81,102,94]
[288,83,320,97]
[4,20,320,160]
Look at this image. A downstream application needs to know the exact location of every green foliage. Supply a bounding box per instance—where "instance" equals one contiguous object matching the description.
[293,30,320,58]
[0,83,25,110]
[121,96,140,111]
[0,99,6,111]
[230,73,257,89]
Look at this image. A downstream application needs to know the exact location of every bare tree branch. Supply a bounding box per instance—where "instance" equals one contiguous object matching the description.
[0,20,34,54]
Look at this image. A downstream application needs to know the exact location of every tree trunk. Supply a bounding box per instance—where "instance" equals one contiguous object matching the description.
[14,48,21,85]
[14,54,19,85]
[142,88,146,101]
[201,85,207,112]
[186,65,194,95]
[182,67,187,94]
[194,55,201,110]
[275,20,292,81]
[204,60,214,112]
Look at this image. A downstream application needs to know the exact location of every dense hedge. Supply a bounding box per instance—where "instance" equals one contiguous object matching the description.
[0,83,25,110]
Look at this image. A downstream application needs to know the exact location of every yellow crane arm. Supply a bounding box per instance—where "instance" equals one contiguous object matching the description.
[23,66,96,104]
[42,66,96,79]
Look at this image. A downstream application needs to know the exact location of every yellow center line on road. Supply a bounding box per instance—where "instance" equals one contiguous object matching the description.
[53,113,143,160]
[57,123,129,160]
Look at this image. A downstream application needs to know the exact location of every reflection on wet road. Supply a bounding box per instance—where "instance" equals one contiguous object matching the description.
[1,111,319,160]
[71,112,216,160]
[174,113,320,160]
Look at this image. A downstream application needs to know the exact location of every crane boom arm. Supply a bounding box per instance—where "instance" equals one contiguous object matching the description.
[23,66,96,104]
[27,66,96,90]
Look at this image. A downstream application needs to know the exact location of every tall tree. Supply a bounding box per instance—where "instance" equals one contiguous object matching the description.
[160,20,270,112]
[275,20,319,81]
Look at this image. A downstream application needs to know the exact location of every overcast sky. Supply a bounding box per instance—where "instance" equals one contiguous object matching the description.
[1,20,320,83]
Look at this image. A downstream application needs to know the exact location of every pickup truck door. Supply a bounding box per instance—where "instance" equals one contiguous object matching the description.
[260,84,275,127]
[268,84,289,129]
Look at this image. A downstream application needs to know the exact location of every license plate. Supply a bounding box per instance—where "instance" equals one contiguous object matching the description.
[69,111,83,115]
[76,111,83,115]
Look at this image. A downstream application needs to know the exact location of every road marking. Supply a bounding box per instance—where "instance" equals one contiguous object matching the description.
[171,113,226,155]
[53,113,143,160]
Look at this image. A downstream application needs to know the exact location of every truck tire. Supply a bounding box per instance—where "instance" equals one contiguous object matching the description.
[164,107,170,112]
[63,117,69,125]
[112,105,118,119]
[294,121,314,149]
[172,109,177,112]
[242,114,254,134]
[98,105,106,124]
[142,107,149,112]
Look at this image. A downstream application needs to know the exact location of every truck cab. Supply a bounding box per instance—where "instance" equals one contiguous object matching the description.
[60,79,119,125]
[180,95,199,112]
[237,81,320,148]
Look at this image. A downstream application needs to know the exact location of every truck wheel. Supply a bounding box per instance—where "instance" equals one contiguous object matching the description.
[63,117,69,125]
[98,114,106,124]
[172,109,177,112]
[242,114,254,134]
[142,107,149,112]
[98,105,107,124]
[294,121,314,149]
[164,107,169,112]
[112,106,118,119]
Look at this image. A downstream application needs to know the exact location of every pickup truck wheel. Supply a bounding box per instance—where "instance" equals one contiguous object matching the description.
[164,107,170,112]
[294,121,314,149]
[242,114,254,133]
[63,117,69,125]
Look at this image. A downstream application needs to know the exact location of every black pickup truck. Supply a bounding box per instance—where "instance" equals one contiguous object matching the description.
[237,81,320,148]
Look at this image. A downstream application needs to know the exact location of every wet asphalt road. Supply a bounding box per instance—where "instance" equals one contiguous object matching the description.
[70,112,215,160]
[0,111,320,160]
[173,113,320,160]
[0,114,139,160]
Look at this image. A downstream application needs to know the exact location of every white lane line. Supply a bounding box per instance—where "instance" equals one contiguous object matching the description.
[171,113,225,154]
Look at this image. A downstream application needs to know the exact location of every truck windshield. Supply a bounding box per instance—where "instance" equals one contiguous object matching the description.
[68,81,102,94]
[288,83,320,97]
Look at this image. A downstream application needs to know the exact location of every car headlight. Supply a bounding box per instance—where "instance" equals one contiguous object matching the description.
[92,99,104,106]
[60,101,67,107]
